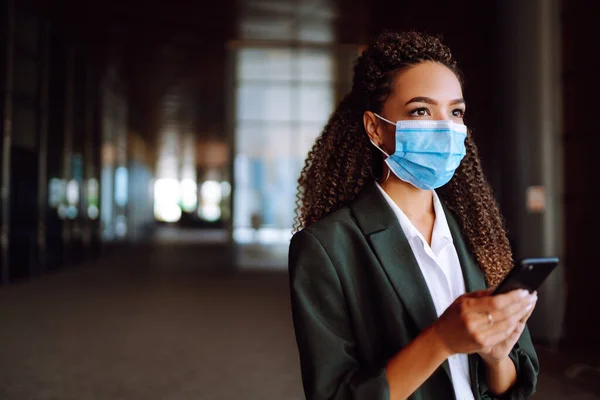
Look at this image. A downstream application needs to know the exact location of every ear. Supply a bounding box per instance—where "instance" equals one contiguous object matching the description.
[363,111,384,146]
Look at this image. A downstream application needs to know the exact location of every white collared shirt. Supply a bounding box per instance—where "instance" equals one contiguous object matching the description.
[375,183,474,400]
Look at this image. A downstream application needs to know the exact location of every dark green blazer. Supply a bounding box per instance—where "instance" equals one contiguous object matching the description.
[288,184,538,400]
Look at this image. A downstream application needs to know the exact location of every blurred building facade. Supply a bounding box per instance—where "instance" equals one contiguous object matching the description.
[0,0,599,352]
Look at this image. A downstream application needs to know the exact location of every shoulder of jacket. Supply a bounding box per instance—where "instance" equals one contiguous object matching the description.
[297,206,360,243]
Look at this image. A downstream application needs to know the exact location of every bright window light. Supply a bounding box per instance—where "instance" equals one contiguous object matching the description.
[114,167,129,207]
[115,215,127,237]
[66,180,79,205]
[57,204,67,219]
[201,180,222,203]
[201,204,222,222]
[199,180,223,221]
[220,181,231,198]
[87,178,100,219]
[66,205,78,220]
[154,178,182,222]
[180,179,198,212]
[88,205,99,220]
[154,203,182,223]
[48,178,66,208]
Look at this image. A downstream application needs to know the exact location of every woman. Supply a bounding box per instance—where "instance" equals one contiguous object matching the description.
[288,31,539,400]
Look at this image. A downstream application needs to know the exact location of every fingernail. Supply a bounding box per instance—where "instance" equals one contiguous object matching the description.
[525,303,533,311]
[530,294,538,303]
[519,289,529,297]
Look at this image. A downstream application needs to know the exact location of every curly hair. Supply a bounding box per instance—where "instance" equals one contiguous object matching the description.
[294,30,512,286]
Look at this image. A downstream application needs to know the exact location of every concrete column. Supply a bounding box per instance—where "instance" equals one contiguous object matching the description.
[498,0,565,345]
[62,48,75,264]
[82,64,95,251]
[1,0,14,285]
[37,21,50,273]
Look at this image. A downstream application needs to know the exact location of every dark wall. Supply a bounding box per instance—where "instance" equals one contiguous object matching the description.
[9,7,41,281]
[562,0,600,347]
[0,3,6,140]
[45,25,67,271]
[0,0,107,284]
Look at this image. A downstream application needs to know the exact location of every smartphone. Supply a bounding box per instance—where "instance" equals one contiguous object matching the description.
[492,257,559,295]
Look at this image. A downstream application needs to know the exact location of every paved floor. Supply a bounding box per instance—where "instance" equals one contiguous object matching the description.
[0,240,598,399]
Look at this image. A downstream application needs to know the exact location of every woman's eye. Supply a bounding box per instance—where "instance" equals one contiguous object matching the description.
[410,108,430,117]
[452,109,465,118]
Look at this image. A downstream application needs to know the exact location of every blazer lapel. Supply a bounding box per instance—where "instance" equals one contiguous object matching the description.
[442,202,487,293]
[350,184,452,381]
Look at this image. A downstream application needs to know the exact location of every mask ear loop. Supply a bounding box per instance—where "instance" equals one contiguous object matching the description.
[369,113,395,184]
[368,139,391,184]
[380,165,391,184]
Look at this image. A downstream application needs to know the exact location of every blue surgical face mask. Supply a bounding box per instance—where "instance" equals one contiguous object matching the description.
[370,114,468,190]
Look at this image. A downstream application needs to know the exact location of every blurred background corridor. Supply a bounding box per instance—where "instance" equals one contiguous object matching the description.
[0,0,599,398]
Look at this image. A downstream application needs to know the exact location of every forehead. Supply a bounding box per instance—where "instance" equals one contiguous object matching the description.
[388,61,463,102]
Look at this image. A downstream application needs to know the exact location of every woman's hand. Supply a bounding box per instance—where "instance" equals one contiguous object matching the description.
[431,289,537,358]
[478,291,537,364]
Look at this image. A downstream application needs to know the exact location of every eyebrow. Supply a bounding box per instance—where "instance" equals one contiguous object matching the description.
[405,97,466,106]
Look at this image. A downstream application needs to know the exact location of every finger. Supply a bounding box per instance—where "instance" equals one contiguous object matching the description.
[470,304,519,330]
[477,303,533,337]
[513,320,526,336]
[515,301,535,321]
[503,321,526,346]
[519,299,538,323]
[492,292,537,324]
[480,313,520,337]
[466,312,522,350]
[469,289,530,313]
[498,323,524,347]
[468,293,535,329]
[502,301,534,329]
[485,298,530,326]
[475,322,517,349]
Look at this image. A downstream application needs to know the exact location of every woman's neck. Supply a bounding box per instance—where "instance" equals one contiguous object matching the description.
[380,177,434,219]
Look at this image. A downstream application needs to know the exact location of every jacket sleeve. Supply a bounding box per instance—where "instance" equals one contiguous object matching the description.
[289,229,390,400]
[474,324,539,399]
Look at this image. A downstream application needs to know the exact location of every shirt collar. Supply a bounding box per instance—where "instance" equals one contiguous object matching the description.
[374,182,453,243]
[431,190,453,242]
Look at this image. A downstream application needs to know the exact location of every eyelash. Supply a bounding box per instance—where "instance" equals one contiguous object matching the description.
[409,107,466,118]
[409,107,430,116]
[453,109,465,118]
